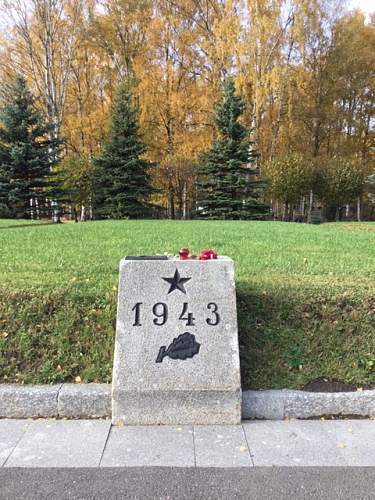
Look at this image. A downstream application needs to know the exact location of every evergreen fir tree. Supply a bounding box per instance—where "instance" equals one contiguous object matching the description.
[0,75,58,219]
[196,79,268,219]
[94,82,153,219]
[368,173,375,206]
[0,140,12,217]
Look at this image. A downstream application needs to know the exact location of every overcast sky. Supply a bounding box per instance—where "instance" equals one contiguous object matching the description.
[0,1,373,30]
[349,0,374,16]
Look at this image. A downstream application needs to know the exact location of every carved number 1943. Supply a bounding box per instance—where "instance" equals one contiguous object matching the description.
[131,302,220,327]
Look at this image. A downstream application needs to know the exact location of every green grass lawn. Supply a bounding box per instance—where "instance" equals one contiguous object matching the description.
[0,219,374,388]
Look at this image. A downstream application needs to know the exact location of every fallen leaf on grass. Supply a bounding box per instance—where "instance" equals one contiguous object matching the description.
[75,376,82,383]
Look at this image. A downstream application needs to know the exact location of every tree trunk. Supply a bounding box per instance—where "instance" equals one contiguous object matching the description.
[169,190,175,220]
[308,190,314,223]
[30,197,35,220]
[335,206,340,222]
[284,202,289,221]
[357,197,361,222]
[182,182,187,220]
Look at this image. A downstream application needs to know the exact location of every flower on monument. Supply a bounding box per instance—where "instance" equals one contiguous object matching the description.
[198,249,218,260]
[179,247,190,260]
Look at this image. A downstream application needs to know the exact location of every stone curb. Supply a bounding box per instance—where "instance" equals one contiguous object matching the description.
[242,389,375,420]
[0,384,374,419]
[0,384,110,419]
[0,384,63,418]
[58,383,111,418]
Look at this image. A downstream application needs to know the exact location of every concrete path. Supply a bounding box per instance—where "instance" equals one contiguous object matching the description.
[1,419,375,468]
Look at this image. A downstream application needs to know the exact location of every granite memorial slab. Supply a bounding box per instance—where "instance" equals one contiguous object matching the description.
[112,256,241,425]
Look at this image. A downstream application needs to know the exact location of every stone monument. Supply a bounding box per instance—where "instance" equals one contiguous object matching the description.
[112,256,241,425]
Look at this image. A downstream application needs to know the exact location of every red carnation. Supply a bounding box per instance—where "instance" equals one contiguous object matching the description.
[198,249,218,260]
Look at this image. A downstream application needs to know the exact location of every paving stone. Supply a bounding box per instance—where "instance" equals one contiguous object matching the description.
[58,384,111,418]
[0,384,61,418]
[243,420,347,466]
[194,425,252,467]
[323,420,375,466]
[0,420,30,466]
[5,420,111,468]
[112,257,241,425]
[101,426,194,467]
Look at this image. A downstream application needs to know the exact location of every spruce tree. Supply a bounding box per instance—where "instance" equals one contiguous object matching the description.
[0,75,58,219]
[94,82,153,219]
[196,79,267,219]
[0,140,12,217]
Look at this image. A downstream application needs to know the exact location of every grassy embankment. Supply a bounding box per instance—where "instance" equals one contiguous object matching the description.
[0,219,374,389]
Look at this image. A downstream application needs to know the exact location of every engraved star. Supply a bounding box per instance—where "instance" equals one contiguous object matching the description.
[162,269,191,294]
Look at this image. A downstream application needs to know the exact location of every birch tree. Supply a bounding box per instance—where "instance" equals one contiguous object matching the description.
[2,0,83,147]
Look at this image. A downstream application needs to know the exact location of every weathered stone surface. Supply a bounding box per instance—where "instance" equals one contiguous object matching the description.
[283,389,375,419]
[101,426,194,467]
[242,389,375,420]
[5,420,111,468]
[243,420,347,466]
[58,384,111,418]
[323,420,375,466]
[0,384,60,418]
[194,425,252,467]
[112,257,241,425]
[0,420,30,466]
[242,390,284,420]
[1,384,374,419]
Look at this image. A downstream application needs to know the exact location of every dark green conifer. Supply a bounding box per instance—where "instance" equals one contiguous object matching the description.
[94,82,153,219]
[0,75,58,218]
[196,78,267,219]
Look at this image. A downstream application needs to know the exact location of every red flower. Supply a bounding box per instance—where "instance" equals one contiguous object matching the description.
[198,249,218,260]
[179,248,190,260]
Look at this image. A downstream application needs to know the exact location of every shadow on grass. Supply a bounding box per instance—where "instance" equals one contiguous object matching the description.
[237,283,299,390]
[0,222,54,230]
[0,284,374,388]
[236,282,375,390]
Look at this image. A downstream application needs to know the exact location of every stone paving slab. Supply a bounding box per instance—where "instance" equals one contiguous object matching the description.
[0,420,30,466]
[243,420,348,466]
[101,425,195,467]
[323,420,375,466]
[5,419,111,468]
[194,425,252,467]
[2,419,375,468]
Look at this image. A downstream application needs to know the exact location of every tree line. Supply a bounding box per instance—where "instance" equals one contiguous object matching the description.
[0,0,374,222]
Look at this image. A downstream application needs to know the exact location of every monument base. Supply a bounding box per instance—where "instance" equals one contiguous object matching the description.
[112,388,241,425]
